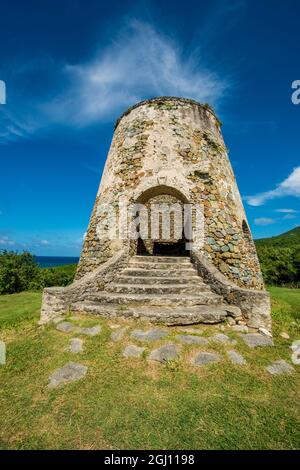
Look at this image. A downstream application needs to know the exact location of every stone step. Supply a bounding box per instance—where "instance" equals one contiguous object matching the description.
[70,302,241,325]
[115,275,204,285]
[132,256,191,264]
[123,268,197,277]
[127,261,195,270]
[86,291,222,306]
[105,283,211,295]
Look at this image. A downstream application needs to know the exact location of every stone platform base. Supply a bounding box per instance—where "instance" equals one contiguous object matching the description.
[40,249,272,333]
[69,303,242,326]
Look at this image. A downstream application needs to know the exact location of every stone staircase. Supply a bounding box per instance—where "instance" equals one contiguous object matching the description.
[71,255,241,325]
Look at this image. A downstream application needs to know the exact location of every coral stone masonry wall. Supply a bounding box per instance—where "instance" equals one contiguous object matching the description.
[76,97,264,291]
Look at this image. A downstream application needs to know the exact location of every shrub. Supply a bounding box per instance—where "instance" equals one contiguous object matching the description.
[0,251,77,294]
[256,245,299,287]
[0,251,40,294]
[40,264,77,288]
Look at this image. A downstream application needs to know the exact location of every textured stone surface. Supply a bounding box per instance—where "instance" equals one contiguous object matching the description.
[231,325,249,333]
[78,325,101,336]
[258,327,273,337]
[77,97,264,290]
[265,360,294,375]
[190,250,271,332]
[148,344,180,363]
[131,328,167,342]
[71,301,241,326]
[241,333,274,348]
[40,97,271,331]
[291,340,300,351]
[111,328,127,342]
[40,250,128,324]
[68,338,83,354]
[192,352,221,366]
[227,350,246,365]
[176,334,208,345]
[52,316,65,324]
[56,322,76,333]
[123,345,145,358]
[210,333,232,344]
[48,362,87,388]
[280,332,290,339]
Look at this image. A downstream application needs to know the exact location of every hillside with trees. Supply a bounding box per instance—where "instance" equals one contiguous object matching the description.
[255,226,300,286]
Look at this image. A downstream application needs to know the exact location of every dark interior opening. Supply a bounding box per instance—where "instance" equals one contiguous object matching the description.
[136,238,189,257]
[153,241,188,256]
[137,238,147,255]
[242,219,251,239]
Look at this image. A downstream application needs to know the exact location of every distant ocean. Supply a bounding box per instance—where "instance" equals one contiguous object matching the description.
[35,256,79,268]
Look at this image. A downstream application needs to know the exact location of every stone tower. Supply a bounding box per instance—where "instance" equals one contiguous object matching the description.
[41,97,271,331]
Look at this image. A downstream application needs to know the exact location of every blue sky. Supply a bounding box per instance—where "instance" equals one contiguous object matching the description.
[0,0,299,256]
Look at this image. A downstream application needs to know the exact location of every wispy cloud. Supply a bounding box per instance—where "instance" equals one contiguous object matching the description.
[254,217,276,226]
[0,20,229,143]
[0,236,15,246]
[275,208,298,213]
[245,167,300,206]
[48,21,228,127]
[39,239,50,246]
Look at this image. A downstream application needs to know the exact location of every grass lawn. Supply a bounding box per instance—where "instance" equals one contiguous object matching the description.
[0,288,299,450]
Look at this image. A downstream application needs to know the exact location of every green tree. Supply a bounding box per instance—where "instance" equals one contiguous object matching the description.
[0,251,41,294]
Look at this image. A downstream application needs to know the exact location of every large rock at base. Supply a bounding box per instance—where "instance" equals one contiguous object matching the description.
[240,333,274,348]
[176,334,208,345]
[48,362,87,388]
[148,344,180,363]
[56,322,76,333]
[123,345,145,358]
[227,350,246,365]
[265,360,295,375]
[68,338,84,354]
[131,329,167,342]
[111,328,127,342]
[210,333,232,344]
[192,352,221,366]
[78,325,101,336]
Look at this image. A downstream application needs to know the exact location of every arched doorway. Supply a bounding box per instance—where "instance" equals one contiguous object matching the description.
[134,185,191,257]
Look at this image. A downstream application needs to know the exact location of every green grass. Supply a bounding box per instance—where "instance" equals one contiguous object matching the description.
[0,292,42,329]
[269,286,300,314]
[0,287,299,449]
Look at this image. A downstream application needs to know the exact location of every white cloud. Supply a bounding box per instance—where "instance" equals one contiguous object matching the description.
[246,167,300,206]
[0,236,15,246]
[275,208,298,213]
[1,20,229,143]
[50,21,228,126]
[39,239,50,246]
[254,217,276,226]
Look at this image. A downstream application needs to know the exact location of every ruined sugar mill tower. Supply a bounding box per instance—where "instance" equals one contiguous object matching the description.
[41,97,271,331]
